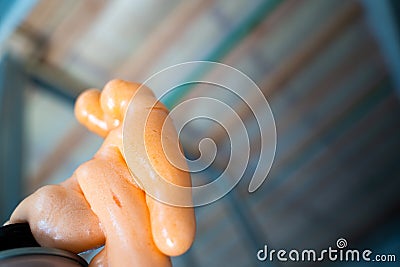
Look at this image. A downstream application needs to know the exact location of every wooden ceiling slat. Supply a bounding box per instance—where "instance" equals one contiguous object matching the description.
[45,0,108,65]
[205,1,362,145]
[22,0,78,37]
[114,0,214,81]
[264,93,400,218]
[184,0,300,91]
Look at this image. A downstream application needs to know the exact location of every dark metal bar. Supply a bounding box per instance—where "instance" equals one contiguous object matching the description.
[0,54,26,222]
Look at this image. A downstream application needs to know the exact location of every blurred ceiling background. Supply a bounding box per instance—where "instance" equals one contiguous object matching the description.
[1,0,400,266]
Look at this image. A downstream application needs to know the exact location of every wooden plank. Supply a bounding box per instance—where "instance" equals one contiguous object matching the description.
[205,1,362,145]
[114,0,214,81]
[45,0,108,65]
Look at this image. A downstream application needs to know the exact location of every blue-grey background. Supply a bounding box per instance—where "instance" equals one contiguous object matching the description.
[0,0,399,266]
